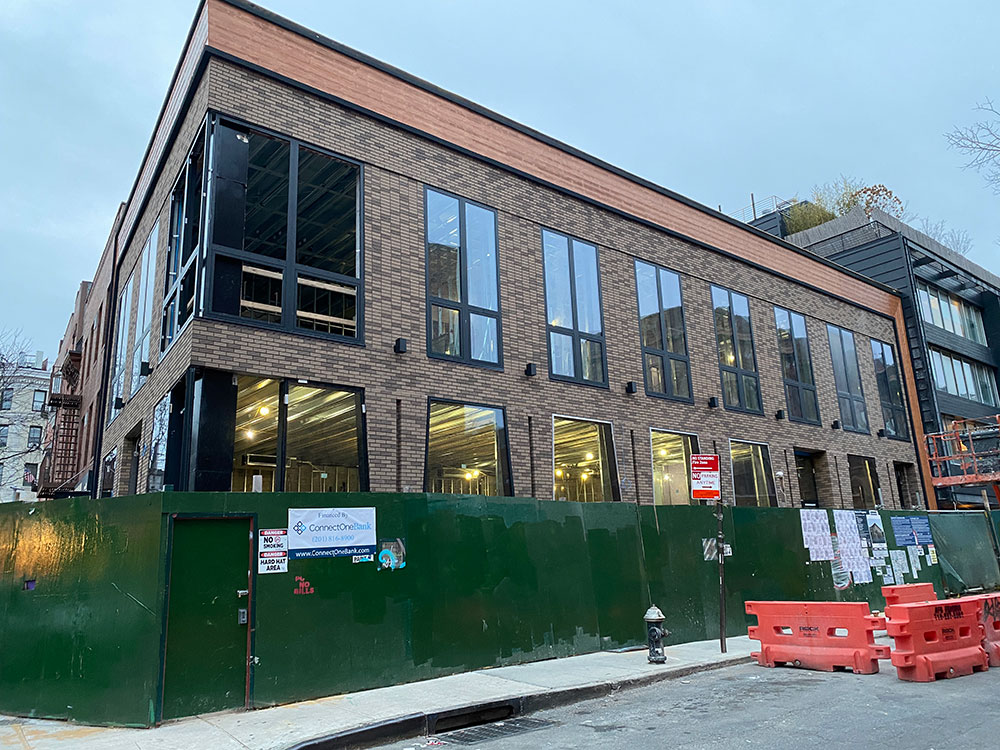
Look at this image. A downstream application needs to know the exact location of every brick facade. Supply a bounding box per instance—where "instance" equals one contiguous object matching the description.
[99,56,923,509]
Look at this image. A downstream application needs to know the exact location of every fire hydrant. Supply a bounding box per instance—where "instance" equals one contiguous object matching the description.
[644,605,670,664]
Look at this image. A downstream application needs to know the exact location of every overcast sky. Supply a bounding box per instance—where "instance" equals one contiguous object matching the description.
[2,0,997,357]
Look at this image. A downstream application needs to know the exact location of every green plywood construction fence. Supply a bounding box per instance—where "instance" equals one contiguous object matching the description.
[0,492,994,727]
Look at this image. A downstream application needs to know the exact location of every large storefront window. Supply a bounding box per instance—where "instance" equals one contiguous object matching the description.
[285,386,362,492]
[425,401,512,496]
[553,417,619,502]
[730,440,777,507]
[231,375,364,492]
[651,429,698,505]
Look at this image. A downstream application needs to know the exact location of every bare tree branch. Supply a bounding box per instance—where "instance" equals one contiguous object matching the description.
[946,98,1000,194]
[918,217,974,256]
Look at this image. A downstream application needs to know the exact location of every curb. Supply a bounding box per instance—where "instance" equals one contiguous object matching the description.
[285,653,751,750]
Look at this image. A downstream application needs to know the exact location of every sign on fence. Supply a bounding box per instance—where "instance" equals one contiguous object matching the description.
[288,507,377,559]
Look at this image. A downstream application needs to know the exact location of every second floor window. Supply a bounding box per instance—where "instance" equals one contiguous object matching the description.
[27,426,42,449]
[425,188,501,366]
[712,286,761,413]
[130,224,159,395]
[871,339,908,439]
[31,390,45,412]
[774,307,819,424]
[208,121,362,343]
[107,274,134,424]
[635,261,690,400]
[543,229,606,385]
[827,324,868,433]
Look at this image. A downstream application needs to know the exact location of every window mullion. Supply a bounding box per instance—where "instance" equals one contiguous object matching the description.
[283,141,299,331]
[458,197,469,359]
[566,240,581,380]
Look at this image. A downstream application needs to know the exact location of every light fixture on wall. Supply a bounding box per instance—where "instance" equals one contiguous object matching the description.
[393,338,407,354]
[708,397,719,408]
[525,363,537,377]
[775,409,786,421]
[831,420,841,430]
[877,428,886,438]
[625,381,638,394]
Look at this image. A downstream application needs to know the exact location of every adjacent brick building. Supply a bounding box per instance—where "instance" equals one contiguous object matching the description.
[78,0,932,510]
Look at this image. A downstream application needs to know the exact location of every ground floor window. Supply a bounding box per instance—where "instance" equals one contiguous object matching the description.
[425,400,512,496]
[231,375,364,492]
[553,416,619,502]
[730,440,777,507]
[795,450,821,507]
[848,454,880,509]
[100,448,117,497]
[650,429,698,505]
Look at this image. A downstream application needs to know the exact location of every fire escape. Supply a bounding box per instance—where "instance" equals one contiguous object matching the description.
[38,348,83,497]
[926,415,1000,507]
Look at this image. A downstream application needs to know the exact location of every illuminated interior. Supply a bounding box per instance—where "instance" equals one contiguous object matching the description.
[552,417,618,502]
[231,376,362,492]
[425,401,510,496]
[730,440,777,507]
[651,430,698,505]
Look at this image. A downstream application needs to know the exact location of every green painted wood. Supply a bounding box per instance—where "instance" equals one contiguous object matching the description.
[161,517,251,720]
[928,511,1000,595]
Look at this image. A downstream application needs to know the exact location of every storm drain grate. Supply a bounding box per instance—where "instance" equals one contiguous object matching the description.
[439,717,559,745]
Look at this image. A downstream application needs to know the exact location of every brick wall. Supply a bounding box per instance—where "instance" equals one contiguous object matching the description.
[99,58,923,508]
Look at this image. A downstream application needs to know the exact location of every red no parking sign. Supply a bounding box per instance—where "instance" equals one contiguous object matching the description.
[690,454,721,501]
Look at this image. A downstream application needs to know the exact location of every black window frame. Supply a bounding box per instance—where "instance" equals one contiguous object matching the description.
[773,306,821,426]
[203,114,366,348]
[827,324,869,434]
[870,338,909,441]
[31,390,46,412]
[0,389,11,410]
[711,285,763,415]
[232,375,370,493]
[633,259,693,403]
[161,119,208,355]
[542,228,608,387]
[422,397,514,496]
[423,186,503,370]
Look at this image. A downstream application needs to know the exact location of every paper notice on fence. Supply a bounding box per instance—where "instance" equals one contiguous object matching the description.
[928,545,939,565]
[908,545,922,573]
[833,510,870,583]
[882,565,895,585]
[800,509,834,561]
[890,548,910,582]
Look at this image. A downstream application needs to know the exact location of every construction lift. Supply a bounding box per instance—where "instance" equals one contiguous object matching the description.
[926,415,1000,509]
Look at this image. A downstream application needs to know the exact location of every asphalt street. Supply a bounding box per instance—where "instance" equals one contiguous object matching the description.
[380,662,1000,750]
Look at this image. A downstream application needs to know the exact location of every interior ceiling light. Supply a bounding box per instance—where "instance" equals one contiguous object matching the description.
[259,406,270,416]
[464,472,473,480]
[585,452,594,460]
[246,430,255,439]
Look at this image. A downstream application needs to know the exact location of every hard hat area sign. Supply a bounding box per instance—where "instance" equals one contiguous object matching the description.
[691,454,721,501]
[258,528,288,574]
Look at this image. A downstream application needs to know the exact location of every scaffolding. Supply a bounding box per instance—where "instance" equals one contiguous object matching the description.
[926,415,1000,506]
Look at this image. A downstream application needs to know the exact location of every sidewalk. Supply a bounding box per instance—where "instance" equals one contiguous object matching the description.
[0,636,753,750]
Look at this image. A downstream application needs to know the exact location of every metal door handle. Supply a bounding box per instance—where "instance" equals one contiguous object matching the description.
[236,589,249,598]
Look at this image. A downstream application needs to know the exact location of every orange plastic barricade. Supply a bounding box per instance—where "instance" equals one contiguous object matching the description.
[882,583,937,608]
[886,599,989,681]
[746,601,889,674]
[953,594,1000,667]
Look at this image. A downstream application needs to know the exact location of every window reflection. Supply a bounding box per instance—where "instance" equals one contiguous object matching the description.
[553,417,619,502]
[651,430,698,505]
[425,401,511,496]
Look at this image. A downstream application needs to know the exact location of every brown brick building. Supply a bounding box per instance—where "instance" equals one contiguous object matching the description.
[84,0,932,509]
